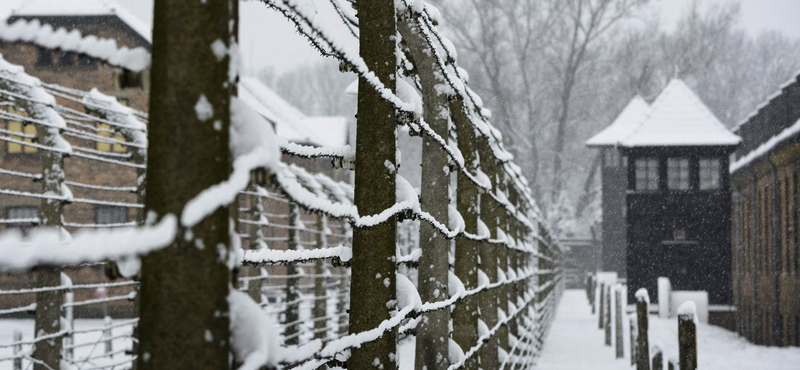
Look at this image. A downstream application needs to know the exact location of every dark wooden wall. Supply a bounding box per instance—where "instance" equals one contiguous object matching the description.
[601,148,628,277]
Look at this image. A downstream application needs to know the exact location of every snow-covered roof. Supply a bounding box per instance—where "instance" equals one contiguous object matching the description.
[620,79,740,147]
[734,69,800,132]
[585,95,650,147]
[239,77,348,148]
[10,0,151,44]
[730,117,800,173]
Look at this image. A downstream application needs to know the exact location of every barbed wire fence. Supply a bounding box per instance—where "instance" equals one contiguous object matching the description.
[0,1,565,370]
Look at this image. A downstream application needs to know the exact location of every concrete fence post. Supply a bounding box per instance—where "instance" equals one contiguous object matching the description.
[103,316,113,354]
[678,302,698,370]
[605,285,612,346]
[64,291,75,361]
[615,285,624,358]
[651,346,663,370]
[599,282,605,329]
[284,204,302,345]
[635,288,651,370]
[13,330,22,370]
[313,214,328,340]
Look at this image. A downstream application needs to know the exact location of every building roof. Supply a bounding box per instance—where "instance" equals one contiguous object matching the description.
[11,0,151,44]
[620,79,740,147]
[239,77,348,148]
[585,95,650,147]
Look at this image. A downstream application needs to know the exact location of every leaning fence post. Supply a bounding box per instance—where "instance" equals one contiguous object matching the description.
[652,345,663,370]
[13,330,22,370]
[313,214,329,340]
[630,316,637,367]
[605,285,612,346]
[284,204,302,345]
[103,316,113,354]
[598,282,605,329]
[636,288,651,370]
[678,302,697,370]
[615,285,624,358]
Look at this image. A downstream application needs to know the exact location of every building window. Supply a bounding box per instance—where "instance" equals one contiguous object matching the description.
[96,123,127,152]
[635,158,659,190]
[115,68,144,89]
[667,158,690,190]
[78,54,97,68]
[673,228,687,241]
[57,51,75,67]
[96,206,128,225]
[35,47,52,67]
[5,106,37,154]
[6,206,38,235]
[604,148,619,168]
[700,158,721,190]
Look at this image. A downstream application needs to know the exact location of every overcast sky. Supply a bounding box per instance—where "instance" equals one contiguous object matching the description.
[1,0,799,74]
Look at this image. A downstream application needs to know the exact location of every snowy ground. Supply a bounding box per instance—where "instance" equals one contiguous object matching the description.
[536,289,800,370]
[0,319,134,370]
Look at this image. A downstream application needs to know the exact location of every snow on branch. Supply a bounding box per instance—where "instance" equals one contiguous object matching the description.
[0,19,150,72]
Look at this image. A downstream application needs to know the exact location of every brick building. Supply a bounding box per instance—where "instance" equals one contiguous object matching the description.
[0,0,350,317]
[730,71,800,347]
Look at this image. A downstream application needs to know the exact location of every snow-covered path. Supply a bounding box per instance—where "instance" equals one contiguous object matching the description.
[536,289,800,370]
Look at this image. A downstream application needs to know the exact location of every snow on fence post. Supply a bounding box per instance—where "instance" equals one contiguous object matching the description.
[605,285,612,346]
[396,16,452,370]
[137,0,236,368]
[478,138,500,370]
[284,204,302,345]
[615,284,624,358]
[12,330,22,370]
[635,288,651,370]
[0,62,70,370]
[668,357,678,370]
[598,282,605,329]
[651,345,663,370]
[348,0,398,368]
[450,97,480,370]
[677,301,698,370]
[630,316,637,367]
[313,213,328,340]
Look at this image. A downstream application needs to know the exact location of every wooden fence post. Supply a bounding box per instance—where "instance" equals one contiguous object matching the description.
[451,96,480,370]
[678,302,698,370]
[636,289,651,370]
[348,0,398,368]
[615,285,624,358]
[590,276,596,314]
[652,346,663,370]
[478,139,499,370]
[137,1,236,369]
[284,204,301,345]
[605,285,612,346]
[599,282,605,329]
[397,17,452,370]
[313,214,328,340]
[630,317,637,367]
[668,357,678,370]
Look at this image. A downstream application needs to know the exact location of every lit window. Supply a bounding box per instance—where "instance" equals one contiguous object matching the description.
[635,158,659,190]
[6,107,37,154]
[96,123,127,152]
[96,206,128,225]
[700,158,721,190]
[667,158,690,190]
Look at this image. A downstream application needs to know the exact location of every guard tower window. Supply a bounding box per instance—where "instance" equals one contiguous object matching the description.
[700,158,721,190]
[604,148,620,168]
[635,158,659,191]
[667,158,690,190]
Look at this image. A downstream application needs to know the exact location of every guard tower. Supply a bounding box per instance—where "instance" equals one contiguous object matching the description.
[586,95,651,278]
[619,80,740,305]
